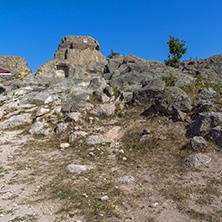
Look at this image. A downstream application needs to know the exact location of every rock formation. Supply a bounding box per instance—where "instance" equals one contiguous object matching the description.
[0,56,31,80]
[35,36,107,82]
[1,36,222,221]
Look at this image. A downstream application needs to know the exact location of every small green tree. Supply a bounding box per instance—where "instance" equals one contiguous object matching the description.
[107,49,120,59]
[165,35,188,68]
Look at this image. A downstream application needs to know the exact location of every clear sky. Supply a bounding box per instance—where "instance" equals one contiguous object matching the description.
[1,0,222,72]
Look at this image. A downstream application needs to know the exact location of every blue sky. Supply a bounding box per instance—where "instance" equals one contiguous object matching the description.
[0,0,222,72]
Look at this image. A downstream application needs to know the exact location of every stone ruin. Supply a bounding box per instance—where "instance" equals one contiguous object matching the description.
[35,36,107,82]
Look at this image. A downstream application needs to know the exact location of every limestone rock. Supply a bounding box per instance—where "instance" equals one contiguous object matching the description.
[36,107,50,117]
[93,90,110,103]
[0,113,32,129]
[69,131,88,143]
[87,77,107,92]
[35,36,107,82]
[64,112,81,122]
[85,135,107,145]
[54,122,68,134]
[0,56,31,80]
[65,164,94,173]
[154,86,192,116]
[179,54,222,82]
[59,143,70,149]
[190,136,207,151]
[116,176,135,184]
[29,121,44,134]
[194,88,218,113]
[63,99,94,112]
[185,153,211,168]
[90,103,116,117]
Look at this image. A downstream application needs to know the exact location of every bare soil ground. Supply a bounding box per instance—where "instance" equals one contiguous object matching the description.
[0,108,222,222]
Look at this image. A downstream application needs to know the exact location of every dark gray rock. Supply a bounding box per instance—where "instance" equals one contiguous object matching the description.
[211,126,222,147]
[190,136,207,151]
[187,112,222,136]
[133,78,165,105]
[185,153,211,168]
[154,86,192,116]
[0,85,6,94]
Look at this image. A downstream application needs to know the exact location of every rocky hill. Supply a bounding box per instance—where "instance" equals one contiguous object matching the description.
[0,36,222,222]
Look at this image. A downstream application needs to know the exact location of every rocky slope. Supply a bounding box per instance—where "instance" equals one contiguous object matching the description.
[0,36,222,222]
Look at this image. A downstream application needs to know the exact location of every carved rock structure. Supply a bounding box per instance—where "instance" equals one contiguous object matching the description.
[35,36,107,82]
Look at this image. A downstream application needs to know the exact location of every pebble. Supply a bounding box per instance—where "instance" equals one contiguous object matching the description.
[149,202,159,208]
[88,152,94,156]
[101,195,109,201]
[122,157,127,161]
[59,143,70,149]
[159,136,167,140]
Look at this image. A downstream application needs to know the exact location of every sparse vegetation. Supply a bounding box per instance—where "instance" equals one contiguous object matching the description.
[107,49,120,59]
[162,74,177,87]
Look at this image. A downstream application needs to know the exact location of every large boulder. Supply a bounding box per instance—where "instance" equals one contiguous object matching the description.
[35,36,107,82]
[154,86,192,116]
[133,78,165,105]
[0,56,31,81]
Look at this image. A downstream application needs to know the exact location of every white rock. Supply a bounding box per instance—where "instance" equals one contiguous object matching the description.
[60,143,70,149]
[65,112,81,122]
[0,113,32,129]
[101,195,109,201]
[116,176,135,184]
[149,202,159,208]
[185,153,211,168]
[85,135,107,145]
[36,107,50,117]
[65,164,94,173]
[69,131,88,143]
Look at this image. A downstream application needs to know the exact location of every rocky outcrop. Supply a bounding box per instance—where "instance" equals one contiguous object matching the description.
[35,36,107,82]
[187,112,222,136]
[154,86,192,118]
[179,54,222,82]
[106,54,195,92]
[0,56,31,80]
